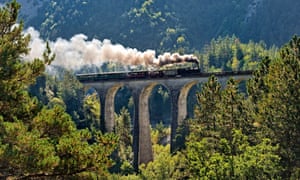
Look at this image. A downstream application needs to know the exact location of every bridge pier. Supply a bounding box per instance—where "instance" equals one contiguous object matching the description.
[170,89,180,153]
[134,86,154,169]
[131,89,140,171]
[95,88,108,132]
[97,85,153,170]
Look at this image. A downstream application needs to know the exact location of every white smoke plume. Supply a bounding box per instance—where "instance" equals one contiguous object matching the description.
[24,27,198,70]
[157,53,199,67]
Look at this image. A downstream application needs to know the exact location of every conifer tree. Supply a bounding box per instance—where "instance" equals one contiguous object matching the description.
[0,1,117,178]
[218,79,246,138]
[251,36,300,177]
[0,0,47,122]
[83,92,101,129]
[186,76,281,179]
[191,75,221,143]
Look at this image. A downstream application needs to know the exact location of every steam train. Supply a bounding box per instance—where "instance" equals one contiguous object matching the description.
[76,62,202,82]
[76,64,253,82]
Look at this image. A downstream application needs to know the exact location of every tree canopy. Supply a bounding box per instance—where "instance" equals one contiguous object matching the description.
[0,1,117,178]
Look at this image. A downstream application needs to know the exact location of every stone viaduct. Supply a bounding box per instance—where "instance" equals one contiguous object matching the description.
[77,71,252,169]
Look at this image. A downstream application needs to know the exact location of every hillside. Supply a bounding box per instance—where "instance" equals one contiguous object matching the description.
[10,0,300,52]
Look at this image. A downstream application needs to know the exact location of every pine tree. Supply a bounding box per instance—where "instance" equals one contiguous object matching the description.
[247,56,271,104]
[111,107,134,174]
[192,75,221,138]
[185,77,281,179]
[252,36,300,177]
[83,92,101,129]
[0,1,117,178]
[0,0,47,122]
[218,78,247,139]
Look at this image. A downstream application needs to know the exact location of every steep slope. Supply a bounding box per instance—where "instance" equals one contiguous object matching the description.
[9,0,300,51]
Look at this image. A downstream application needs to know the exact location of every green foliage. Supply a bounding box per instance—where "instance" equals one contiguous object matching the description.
[56,128,114,176]
[30,71,88,129]
[40,0,90,39]
[198,36,276,72]
[157,86,169,103]
[194,75,221,132]
[0,0,45,123]
[218,79,247,135]
[57,71,85,125]
[115,108,132,148]
[0,105,118,178]
[185,75,281,179]
[32,105,76,140]
[20,0,299,54]
[234,138,281,179]
[186,130,281,179]
[139,144,188,180]
[0,1,117,178]
[247,57,271,103]
[126,0,189,53]
[150,122,170,145]
[0,105,117,178]
[112,107,134,174]
[84,92,101,130]
[135,35,300,179]
[249,35,300,177]
[0,119,59,175]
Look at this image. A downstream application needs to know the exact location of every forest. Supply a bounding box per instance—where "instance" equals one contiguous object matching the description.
[0,0,300,179]
[15,0,300,52]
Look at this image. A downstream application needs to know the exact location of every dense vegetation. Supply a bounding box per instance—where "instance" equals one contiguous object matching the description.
[17,0,300,52]
[0,0,300,179]
[0,1,117,178]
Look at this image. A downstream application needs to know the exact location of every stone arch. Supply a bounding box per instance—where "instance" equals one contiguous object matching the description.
[170,80,199,152]
[114,86,134,117]
[178,81,199,126]
[139,82,171,127]
[105,83,124,132]
[149,85,172,127]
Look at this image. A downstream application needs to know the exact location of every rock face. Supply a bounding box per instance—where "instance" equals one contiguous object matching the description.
[0,0,50,21]
[12,0,48,20]
[244,0,264,23]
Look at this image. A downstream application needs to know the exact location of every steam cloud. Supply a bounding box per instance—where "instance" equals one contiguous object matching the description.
[24,27,198,70]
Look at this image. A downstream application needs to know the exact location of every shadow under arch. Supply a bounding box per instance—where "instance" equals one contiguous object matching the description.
[149,84,172,127]
[171,80,199,152]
